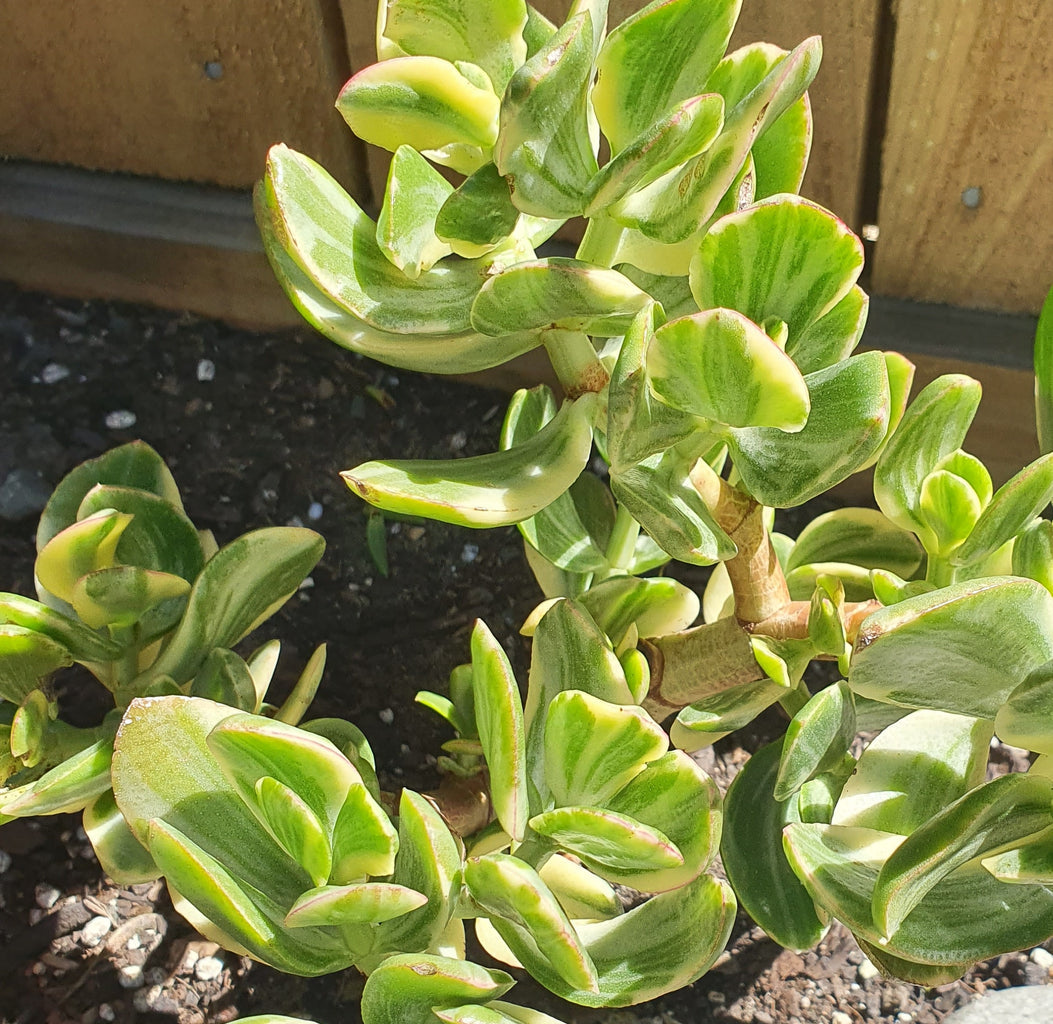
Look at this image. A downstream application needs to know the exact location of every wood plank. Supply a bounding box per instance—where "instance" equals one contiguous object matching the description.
[730,0,881,229]
[0,0,368,195]
[872,0,1053,314]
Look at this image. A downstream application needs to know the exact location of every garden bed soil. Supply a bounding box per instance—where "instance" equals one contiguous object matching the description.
[1,283,1049,1024]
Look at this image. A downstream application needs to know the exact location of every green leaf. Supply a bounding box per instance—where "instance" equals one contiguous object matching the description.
[609,38,822,244]
[337,56,499,173]
[953,452,1053,567]
[37,441,182,550]
[82,788,158,884]
[543,690,667,807]
[35,510,132,605]
[586,94,725,214]
[494,12,599,217]
[787,507,924,579]
[1012,519,1053,594]
[471,620,528,841]
[465,854,597,992]
[690,195,863,353]
[71,566,190,632]
[1,734,113,816]
[752,92,811,199]
[1035,284,1053,453]
[378,0,528,93]
[263,146,502,336]
[996,660,1053,754]
[0,594,122,664]
[537,853,622,920]
[592,0,739,153]
[784,822,1053,967]
[501,870,734,1007]
[580,576,699,643]
[472,259,649,338]
[343,396,593,527]
[254,776,332,887]
[775,682,856,801]
[787,285,868,375]
[376,146,454,278]
[670,675,789,751]
[872,773,1053,938]
[286,882,427,927]
[727,351,891,507]
[721,738,825,950]
[256,183,541,374]
[832,710,992,834]
[187,648,259,711]
[874,374,982,536]
[436,163,521,257]
[917,470,983,555]
[530,805,682,872]
[435,1003,568,1024]
[376,790,461,954]
[0,625,72,705]
[648,308,810,430]
[302,718,383,802]
[330,783,400,882]
[10,689,52,767]
[850,577,1053,718]
[361,954,513,1024]
[135,528,323,688]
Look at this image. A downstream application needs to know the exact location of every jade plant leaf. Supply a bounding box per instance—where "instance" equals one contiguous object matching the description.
[873,374,982,537]
[35,510,132,606]
[0,732,114,817]
[721,738,825,950]
[0,626,73,704]
[786,507,924,580]
[579,576,699,644]
[434,1002,568,1024]
[831,710,992,834]
[377,0,529,93]
[472,259,649,338]
[436,163,521,257]
[470,620,528,841]
[871,773,1053,938]
[330,782,399,881]
[538,853,621,921]
[337,56,500,174]
[689,195,863,357]
[135,528,324,689]
[0,594,123,664]
[37,441,183,550]
[70,566,190,633]
[849,577,1053,718]
[995,660,1053,754]
[83,788,159,884]
[726,350,891,508]
[465,853,598,992]
[376,145,454,278]
[647,308,810,430]
[494,12,600,217]
[670,675,789,752]
[591,0,738,154]
[775,682,856,802]
[361,954,514,1024]
[342,395,594,527]
[1035,283,1053,454]
[285,881,428,927]
[1014,519,1053,595]
[256,183,541,374]
[788,285,868,375]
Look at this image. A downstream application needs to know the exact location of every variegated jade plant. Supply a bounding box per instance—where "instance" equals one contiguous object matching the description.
[248,0,1053,993]
[0,442,326,883]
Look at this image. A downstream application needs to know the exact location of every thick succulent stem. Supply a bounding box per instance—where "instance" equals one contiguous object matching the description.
[542,328,609,400]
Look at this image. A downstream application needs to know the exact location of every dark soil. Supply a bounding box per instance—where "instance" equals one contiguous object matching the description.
[0,283,1049,1024]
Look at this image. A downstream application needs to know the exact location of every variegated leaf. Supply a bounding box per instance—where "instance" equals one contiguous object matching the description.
[436,163,520,256]
[786,507,924,580]
[35,510,131,605]
[775,682,856,801]
[285,881,427,927]
[0,625,72,705]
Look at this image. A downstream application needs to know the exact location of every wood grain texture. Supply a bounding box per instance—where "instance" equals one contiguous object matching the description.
[0,0,368,194]
[872,0,1053,314]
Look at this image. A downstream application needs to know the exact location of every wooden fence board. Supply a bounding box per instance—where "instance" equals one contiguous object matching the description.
[0,1,367,194]
[872,0,1053,314]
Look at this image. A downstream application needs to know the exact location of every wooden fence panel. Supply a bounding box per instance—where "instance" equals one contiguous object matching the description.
[872,0,1053,314]
[0,1,367,193]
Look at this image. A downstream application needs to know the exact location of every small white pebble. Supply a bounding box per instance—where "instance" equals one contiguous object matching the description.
[196,358,216,382]
[180,948,200,972]
[298,575,315,590]
[850,983,860,991]
[28,908,44,925]
[118,964,145,989]
[832,1013,852,1024]
[194,954,224,982]
[80,915,112,947]
[98,1004,116,1022]
[126,933,142,950]
[400,743,411,756]
[449,430,467,451]
[105,409,137,430]
[800,996,811,1009]
[897,1014,913,1023]
[133,985,163,1012]
[379,707,395,725]
[856,957,880,981]
[307,501,324,521]
[461,542,480,564]
[35,884,61,910]
[0,850,11,873]
[1030,946,1053,968]
[41,363,70,384]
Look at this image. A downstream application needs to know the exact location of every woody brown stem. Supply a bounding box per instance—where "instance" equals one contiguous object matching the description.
[747,599,881,642]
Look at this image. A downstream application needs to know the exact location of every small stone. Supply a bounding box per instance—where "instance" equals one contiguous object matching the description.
[1030,946,1053,969]
[41,362,70,384]
[118,964,145,989]
[35,883,61,910]
[105,409,137,430]
[307,501,324,521]
[449,430,468,451]
[145,966,167,986]
[832,1013,853,1024]
[897,1014,913,1023]
[194,954,224,982]
[406,526,425,541]
[857,957,880,981]
[196,358,216,382]
[133,985,163,1012]
[0,850,11,873]
[298,575,315,590]
[80,915,113,947]
[0,469,52,520]
[461,542,480,564]
[127,933,142,950]
[98,1005,116,1022]
[379,707,395,725]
